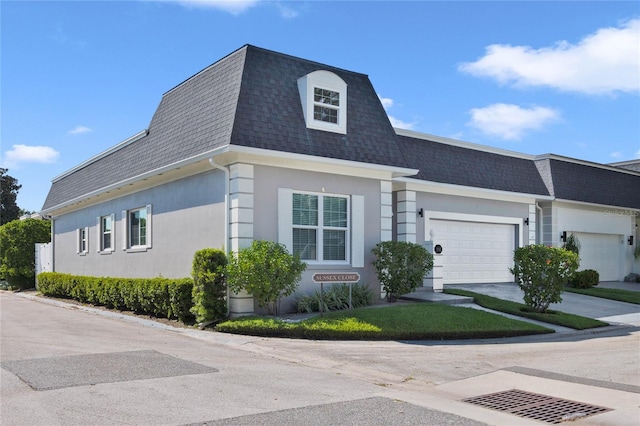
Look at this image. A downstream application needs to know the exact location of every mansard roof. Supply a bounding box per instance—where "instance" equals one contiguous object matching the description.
[395,131,551,196]
[43,45,408,211]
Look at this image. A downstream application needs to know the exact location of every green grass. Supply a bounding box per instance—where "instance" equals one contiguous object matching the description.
[444,289,608,330]
[564,287,640,305]
[216,303,553,340]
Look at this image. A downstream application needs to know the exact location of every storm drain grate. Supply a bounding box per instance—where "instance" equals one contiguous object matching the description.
[462,389,611,424]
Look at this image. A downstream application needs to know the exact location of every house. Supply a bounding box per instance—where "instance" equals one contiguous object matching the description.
[41,45,640,315]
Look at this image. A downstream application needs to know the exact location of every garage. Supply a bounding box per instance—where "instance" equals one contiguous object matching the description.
[432,219,515,284]
[573,232,621,282]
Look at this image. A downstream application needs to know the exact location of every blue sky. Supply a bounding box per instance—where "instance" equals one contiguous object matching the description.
[2,1,639,212]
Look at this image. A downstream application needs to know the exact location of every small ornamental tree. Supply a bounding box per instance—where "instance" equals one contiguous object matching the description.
[190,248,228,324]
[510,245,579,313]
[0,218,51,289]
[226,240,306,315]
[372,241,434,302]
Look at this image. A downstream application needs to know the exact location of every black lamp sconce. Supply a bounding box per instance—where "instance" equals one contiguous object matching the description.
[561,231,567,242]
[418,208,424,217]
[524,218,529,226]
[629,235,634,246]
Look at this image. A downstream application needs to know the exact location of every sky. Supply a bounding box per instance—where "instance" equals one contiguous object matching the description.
[2,0,639,213]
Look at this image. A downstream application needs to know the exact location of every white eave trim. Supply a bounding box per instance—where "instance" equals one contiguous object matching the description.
[552,198,640,212]
[394,128,535,160]
[42,146,231,215]
[52,130,149,182]
[225,145,419,178]
[394,177,554,203]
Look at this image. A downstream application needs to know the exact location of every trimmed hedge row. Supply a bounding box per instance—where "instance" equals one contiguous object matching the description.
[37,272,194,322]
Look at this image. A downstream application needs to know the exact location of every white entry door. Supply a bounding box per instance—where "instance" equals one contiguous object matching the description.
[432,219,515,284]
[573,232,621,281]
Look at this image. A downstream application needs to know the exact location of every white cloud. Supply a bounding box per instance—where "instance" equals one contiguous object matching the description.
[468,103,560,140]
[68,125,92,135]
[378,95,394,110]
[610,151,622,159]
[459,18,640,95]
[388,116,415,130]
[635,149,640,159]
[275,2,299,19]
[2,145,60,169]
[166,0,260,15]
[378,95,416,130]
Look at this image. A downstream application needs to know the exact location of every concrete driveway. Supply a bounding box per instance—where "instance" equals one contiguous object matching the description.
[447,281,640,327]
[2,290,639,425]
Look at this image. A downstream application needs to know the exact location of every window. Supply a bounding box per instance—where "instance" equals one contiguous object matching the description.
[76,227,88,255]
[123,205,152,251]
[292,193,348,262]
[99,214,114,252]
[313,88,340,124]
[297,70,347,134]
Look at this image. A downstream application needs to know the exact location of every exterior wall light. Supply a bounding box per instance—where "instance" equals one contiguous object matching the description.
[524,218,529,226]
[418,208,424,217]
[629,235,634,246]
[561,231,567,242]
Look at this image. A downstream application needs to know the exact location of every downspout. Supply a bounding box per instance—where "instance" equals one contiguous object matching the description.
[208,158,230,317]
[535,203,543,245]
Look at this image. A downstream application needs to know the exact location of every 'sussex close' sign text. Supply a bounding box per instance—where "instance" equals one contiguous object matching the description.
[312,272,360,283]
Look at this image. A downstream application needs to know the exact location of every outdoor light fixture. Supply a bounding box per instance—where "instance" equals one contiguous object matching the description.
[524,218,529,226]
[418,208,424,217]
[629,235,634,246]
[561,231,567,242]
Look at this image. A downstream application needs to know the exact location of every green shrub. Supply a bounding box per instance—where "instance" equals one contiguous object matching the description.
[371,241,434,301]
[510,245,579,313]
[190,248,227,324]
[227,240,306,315]
[563,233,581,255]
[296,282,375,313]
[37,272,194,322]
[569,269,600,289]
[0,218,50,290]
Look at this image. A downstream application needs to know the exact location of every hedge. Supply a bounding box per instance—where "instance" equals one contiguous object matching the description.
[37,272,194,322]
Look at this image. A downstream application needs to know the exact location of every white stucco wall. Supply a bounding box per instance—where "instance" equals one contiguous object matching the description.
[52,170,226,279]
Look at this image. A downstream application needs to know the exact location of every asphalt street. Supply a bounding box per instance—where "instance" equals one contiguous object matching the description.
[1,289,639,425]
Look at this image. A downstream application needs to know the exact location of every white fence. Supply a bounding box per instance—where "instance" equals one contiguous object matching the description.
[35,243,52,288]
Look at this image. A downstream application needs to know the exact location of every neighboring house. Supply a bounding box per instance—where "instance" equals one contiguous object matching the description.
[41,45,640,315]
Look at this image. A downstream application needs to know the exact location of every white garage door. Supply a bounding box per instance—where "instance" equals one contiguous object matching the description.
[573,233,621,281]
[432,219,515,284]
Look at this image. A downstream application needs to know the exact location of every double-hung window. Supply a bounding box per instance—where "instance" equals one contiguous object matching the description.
[123,205,152,251]
[292,193,349,262]
[76,227,88,255]
[98,214,115,252]
[313,88,340,124]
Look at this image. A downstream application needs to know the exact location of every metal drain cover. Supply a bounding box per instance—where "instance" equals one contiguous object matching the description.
[462,389,611,424]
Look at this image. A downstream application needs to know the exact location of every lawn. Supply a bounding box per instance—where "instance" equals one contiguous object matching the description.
[215,303,554,340]
[564,287,640,305]
[443,289,609,330]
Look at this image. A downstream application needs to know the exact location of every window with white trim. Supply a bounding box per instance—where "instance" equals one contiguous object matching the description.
[123,205,152,250]
[292,192,349,262]
[98,214,114,252]
[298,70,347,134]
[76,227,88,255]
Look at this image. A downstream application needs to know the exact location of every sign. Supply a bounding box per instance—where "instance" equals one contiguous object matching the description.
[312,272,360,283]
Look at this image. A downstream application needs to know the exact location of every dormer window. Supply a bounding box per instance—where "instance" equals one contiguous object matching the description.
[298,71,347,134]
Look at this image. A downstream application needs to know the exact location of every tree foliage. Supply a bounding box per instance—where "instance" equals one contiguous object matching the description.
[371,241,434,301]
[0,218,51,289]
[226,240,306,315]
[510,245,579,313]
[1,168,22,225]
[190,248,228,324]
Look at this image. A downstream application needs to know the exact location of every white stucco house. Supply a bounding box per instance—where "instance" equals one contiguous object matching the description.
[40,45,640,315]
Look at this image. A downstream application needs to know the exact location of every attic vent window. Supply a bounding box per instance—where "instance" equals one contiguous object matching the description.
[298,70,347,134]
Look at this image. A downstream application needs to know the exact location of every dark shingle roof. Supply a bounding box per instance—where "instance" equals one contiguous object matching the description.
[544,158,640,209]
[42,45,407,211]
[396,134,551,196]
